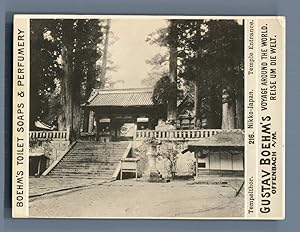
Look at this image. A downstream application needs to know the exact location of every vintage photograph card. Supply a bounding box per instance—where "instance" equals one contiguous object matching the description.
[12,15,285,219]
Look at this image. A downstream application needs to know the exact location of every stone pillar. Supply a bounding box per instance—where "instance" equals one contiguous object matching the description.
[221,88,235,129]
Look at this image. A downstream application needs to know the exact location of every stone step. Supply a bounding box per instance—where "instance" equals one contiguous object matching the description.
[49,172,114,178]
[62,157,121,163]
[66,152,122,155]
[48,141,129,179]
[56,162,118,167]
[49,171,115,176]
[55,167,116,171]
[63,153,122,157]
[63,154,121,158]
[64,159,120,162]
[53,169,115,173]
[73,144,129,148]
[76,141,129,144]
[56,163,118,168]
[47,174,113,179]
[74,144,128,148]
[43,175,112,180]
[64,157,121,161]
[62,157,121,161]
[197,170,244,177]
[51,168,116,173]
[74,144,129,148]
[65,153,124,157]
[71,150,126,154]
[68,150,124,153]
[59,164,117,169]
[55,166,117,171]
[49,173,114,177]
[54,168,117,172]
[69,153,125,156]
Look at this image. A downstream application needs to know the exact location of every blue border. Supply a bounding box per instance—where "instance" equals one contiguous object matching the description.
[1,0,298,231]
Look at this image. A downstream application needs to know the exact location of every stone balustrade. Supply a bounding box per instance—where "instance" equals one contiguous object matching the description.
[29,130,69,141]
[135,129,223,141]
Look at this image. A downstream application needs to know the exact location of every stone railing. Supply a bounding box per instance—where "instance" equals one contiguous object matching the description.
[29,130,70,141]
[135,129,223,141]
[112,142,132,180]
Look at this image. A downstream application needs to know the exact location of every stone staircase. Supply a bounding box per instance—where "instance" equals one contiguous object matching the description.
[47,141,130,179]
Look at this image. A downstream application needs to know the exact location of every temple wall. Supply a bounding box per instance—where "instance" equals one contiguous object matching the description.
[29,140,70,166]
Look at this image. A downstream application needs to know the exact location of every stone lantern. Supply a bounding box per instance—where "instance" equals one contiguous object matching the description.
[144,137,162,182]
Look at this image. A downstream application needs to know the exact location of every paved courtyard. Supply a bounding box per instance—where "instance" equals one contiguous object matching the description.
[29,178,244,218]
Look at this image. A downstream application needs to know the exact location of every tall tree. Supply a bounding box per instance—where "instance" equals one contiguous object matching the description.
[100,19,111,85]
[30,19,63,129]
[147,20,180,124]
[203,20,244,129]
[167,20,178,122]
[177,19,244,129]
[30,19,104,139]
[148,19,244,129]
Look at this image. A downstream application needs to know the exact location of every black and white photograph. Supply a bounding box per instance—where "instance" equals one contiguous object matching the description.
[27,17,246,218]
[12,15,285,219]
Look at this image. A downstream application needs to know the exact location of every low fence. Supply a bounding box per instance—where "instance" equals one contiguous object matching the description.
[29,129,241,141]
[29,130,69,141]
[135,129,223,141]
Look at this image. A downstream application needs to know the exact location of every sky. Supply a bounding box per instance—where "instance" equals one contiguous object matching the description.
[106,19,168,88]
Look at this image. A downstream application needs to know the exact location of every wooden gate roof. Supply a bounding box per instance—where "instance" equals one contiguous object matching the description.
[83,88,155,107]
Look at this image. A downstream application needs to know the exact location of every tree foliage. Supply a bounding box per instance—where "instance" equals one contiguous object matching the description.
[30,19,105,136]
[148,19,244,129]
[152,76,177,106]
[30,19,63,129]
[179,20,244,129]
[142,53,169,87]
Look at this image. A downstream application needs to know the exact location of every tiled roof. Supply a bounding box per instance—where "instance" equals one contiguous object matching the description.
[188,130,244,150]
[87,88,155,107]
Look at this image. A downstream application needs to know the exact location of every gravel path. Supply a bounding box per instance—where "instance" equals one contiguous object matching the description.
[29,179,244,218]
[29,177,111,197]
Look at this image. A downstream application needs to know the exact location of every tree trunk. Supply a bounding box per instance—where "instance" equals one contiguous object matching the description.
[83,19,111,132]
[60,20,76,140]
[207,86,221,129]
[194,80,202,129]
[57,113,66,131]
[83,109,90,132]
[167,20,177,123]
[235,94,244,129]
[88,110,95,132]
[71,51,85,139]
[58,72,66,131]
[221,88,236,129]
[100,19,111,86]
[61,45,73,138]
[235,77,244,129]
[72,75,81,140]
[83,51,97,132]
